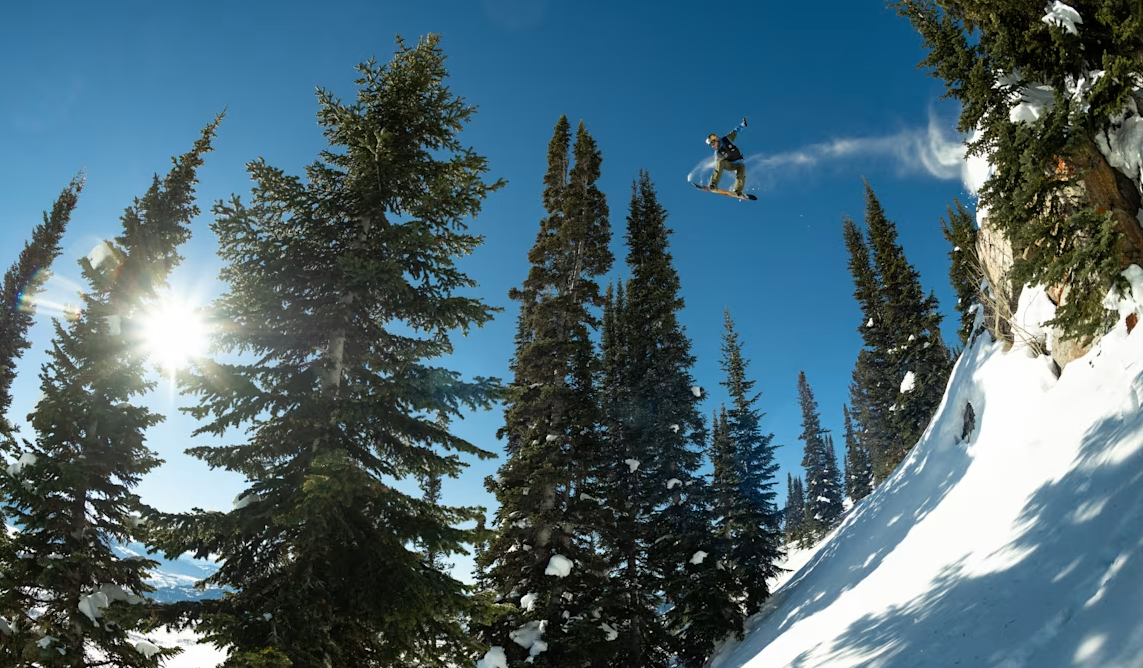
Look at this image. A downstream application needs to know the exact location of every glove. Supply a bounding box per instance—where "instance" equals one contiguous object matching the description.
[742,117,748,127]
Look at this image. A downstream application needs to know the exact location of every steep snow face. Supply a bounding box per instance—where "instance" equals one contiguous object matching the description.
[712,289,1143,668]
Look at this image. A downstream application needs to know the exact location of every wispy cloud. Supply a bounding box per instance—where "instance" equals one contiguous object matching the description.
[689,110,971,193]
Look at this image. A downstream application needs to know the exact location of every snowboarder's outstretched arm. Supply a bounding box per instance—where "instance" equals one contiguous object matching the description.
[726,118,747,142]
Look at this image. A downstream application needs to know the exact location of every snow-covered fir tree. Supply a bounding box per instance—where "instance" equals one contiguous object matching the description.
[147,37,501,668]
[597,171,737,668]
[863,184,952,477]
[796,372,843,542]
[0,124,218,666]
[477,115,614,668]
[842,405,873,505]
[894,0,1143,342]
[717,309,784,615]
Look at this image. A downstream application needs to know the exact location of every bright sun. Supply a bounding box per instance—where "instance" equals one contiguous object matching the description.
[140,296,207,373]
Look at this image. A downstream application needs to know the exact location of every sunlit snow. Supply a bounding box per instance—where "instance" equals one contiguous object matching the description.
[1041,1,1082,35]
[710,270,1143,668]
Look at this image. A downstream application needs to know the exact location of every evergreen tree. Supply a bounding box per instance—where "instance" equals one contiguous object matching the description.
[709,406,736,539]
[149,37,500,668]
[0,123,218,666]
[0,177,83,440]
[892,0,1143,341]
[477,115,613,668]
[863,184,952,476]
[418,470,452,573]
[796,372,843,541]
[598,171,733,668]
[941,199,982,347]
[717,309,784,616]
[842,405,873,505]
[782,475,805,546]
[842,217,894,484]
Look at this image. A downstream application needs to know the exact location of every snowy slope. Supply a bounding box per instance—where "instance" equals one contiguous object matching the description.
[112,541,225,603]
[711,282,1143,667]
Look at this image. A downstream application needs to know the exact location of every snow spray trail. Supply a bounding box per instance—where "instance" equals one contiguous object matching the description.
[687,111,970,193]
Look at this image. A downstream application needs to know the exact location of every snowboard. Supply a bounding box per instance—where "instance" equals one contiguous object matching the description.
[693,183,756,201]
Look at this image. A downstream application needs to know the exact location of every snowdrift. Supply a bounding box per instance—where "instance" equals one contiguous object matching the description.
[713,287,1143,667]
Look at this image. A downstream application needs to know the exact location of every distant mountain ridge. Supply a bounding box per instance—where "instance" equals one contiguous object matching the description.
[112,542,226,603]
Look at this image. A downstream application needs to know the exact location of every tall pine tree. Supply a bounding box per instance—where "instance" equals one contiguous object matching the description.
[149,37,501,668]
[0,123,218,666]
[0,176,83,440]
[941,199,981,347]
[717,309,784,615]
[477,115,613,668]
[863,184,952,476]
[598,171,734,668]
[842,215,894,484]
[796,372,843,542]
[842,404,873,505]
[782,475,805,546]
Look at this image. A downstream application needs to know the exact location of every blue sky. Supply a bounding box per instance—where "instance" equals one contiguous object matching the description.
[2,1,973,577]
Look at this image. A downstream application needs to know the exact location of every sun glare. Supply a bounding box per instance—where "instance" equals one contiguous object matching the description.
[140,296,207,374]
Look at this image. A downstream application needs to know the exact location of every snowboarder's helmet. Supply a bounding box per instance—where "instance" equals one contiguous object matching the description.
[706,134,718,146]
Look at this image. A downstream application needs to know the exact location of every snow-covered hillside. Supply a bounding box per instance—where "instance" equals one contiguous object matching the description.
[112,542,224,603]
[711,275,1143,668]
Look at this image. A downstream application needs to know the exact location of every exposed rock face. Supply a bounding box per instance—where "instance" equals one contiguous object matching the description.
[979,134,1143,371]
[976,211,1016,341]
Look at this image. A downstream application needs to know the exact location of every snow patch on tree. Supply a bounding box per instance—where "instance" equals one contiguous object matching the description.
[477,646,508,668]
[6,452,37,477]
[134,640,162,659]
[900,371,916,394]
[666,478,682,489]
[86,241,115,270]
[545,554,573,577]
[600,622,618,641]
[690,386,702,397]
[1041,1,1082,35]
[624,458,640,473]
[509,620,548,660]
[232,492,260,510]
[689,550,708,565]
[78,583,145,624]
[520,592,539,611]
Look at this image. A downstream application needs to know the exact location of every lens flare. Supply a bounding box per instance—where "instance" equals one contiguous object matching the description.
[139,296,207,373]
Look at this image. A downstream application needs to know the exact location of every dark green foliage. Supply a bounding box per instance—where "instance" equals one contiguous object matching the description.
[783,474,806,545]
[717,310,785,616]
[863,184,952,474]
[595,171,732,668]
[0,177,83,438]
[148,36,501,668]
[796,372,843,541]
[478,115,614,668]
[843,186,952,483]
[842,405,873,505]
[842,217,893,484]
[940,199,982,346]
[0,122,219,667]
[892,0,1143,340]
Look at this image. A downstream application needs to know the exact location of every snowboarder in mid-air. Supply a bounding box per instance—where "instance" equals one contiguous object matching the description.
[698,118,754,200]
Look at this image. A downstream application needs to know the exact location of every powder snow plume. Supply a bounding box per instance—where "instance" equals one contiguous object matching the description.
[688,110,971,194]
